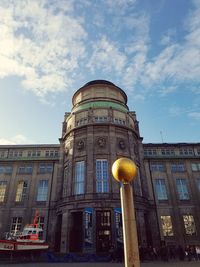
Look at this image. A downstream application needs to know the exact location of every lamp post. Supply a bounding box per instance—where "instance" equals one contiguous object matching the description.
[112,157,140,267]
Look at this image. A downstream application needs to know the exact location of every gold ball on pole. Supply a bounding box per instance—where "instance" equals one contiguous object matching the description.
[112,157,137,183]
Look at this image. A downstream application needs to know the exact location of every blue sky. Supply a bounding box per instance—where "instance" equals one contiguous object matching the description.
[0,0,200,145]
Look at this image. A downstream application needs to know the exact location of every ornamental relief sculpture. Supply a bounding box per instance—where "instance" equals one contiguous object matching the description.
[97,137,106,148]
[118,139,126,150]
[77,139,85,151]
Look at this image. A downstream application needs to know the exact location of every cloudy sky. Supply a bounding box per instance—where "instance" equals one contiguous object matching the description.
[0,0,200,145]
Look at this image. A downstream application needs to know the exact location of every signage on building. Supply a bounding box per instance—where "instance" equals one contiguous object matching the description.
[84,208,93,247]
[114,208,123,243]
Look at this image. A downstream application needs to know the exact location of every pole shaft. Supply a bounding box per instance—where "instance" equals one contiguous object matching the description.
[120,183,140,267]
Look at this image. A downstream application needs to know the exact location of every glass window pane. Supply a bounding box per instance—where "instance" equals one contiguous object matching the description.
[96,160,108,193]
[37,180,48,201]
[155,179,168,200]
[183,215,196,235]
[161,215,174,236]
[74,161,85,195]
[0,181,7,202]
[176,179,189,200]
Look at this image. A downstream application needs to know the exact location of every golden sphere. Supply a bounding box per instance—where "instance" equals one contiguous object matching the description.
[112,157,137,183]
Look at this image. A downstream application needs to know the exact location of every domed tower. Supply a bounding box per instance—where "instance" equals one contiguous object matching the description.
[55,80,152,254]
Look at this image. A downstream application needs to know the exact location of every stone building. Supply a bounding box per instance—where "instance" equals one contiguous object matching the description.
[0,80,199,254]
[0,145,60,241]
[144,143,200,248]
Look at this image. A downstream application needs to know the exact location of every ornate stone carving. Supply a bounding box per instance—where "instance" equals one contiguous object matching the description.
[119,139,126,150]
[77,140,84,150]
[97,137,106,148]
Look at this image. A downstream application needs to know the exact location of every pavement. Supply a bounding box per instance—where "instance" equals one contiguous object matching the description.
[0,261,200,267]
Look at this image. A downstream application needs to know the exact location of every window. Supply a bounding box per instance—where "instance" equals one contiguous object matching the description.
[96,211,111,227]
[171,163,185,172]
[176,179,189,200]
[63,164,69,197]
[144,149,157,156]
[0,181,7,202]
[196,179,200,192]
[38,163,53,173]
[27,151,41,157]
[74,161,85,195]
[36,180,48,201]
[160,215,174,236]
[155,179,168,200]
[191,163,200,171]
[96,159,109,193]
[0,151,5,158]
[161,149,175,156]
[114,118,125,125]
[11,217,22,233]
[0,165,12,174]
[76,117,88,126]
[183,215,196,235]
[151,164,165,172]
[8,151,22,158]
[179,148,193,156]
[45,150,59,157]
[38,216,45,229]
[95,116,108,123]
[15,181,28,202]
[18,165,33,174]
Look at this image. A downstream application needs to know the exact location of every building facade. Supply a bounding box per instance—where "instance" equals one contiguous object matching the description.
[144,143,200,248]
[0,80,199,254]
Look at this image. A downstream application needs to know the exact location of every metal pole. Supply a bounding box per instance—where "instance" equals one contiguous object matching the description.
[120,183,140,267]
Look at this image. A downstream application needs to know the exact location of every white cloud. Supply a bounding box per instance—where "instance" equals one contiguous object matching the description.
[158,86,177,96]
[141,0,200,90]
[87,36,127,74]
[188,112,200,120]
[0,135,34,145]
[0,0,87,100]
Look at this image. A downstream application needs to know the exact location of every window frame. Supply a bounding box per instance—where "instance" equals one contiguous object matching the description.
[96,159,109,193]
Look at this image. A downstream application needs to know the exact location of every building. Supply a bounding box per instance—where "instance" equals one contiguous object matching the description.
[0,80,199,254]
[144,143,200,248]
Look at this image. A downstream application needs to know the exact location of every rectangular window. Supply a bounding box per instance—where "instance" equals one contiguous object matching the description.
[197,179,200,192]
[161,149,175,156]
[0,165,13,174]
[38,163,53,173]
[179,148,193,155]
[171,163,185,172]
[0,181,7,202]
[151,164,165,172]
[11,217,22,233]
[74,161,85,195]
[96,159,109,193]
[160,215,174,236]
[8,151,22,158]
[15,181,28,202]
[183,215,196,235]
[176,179,189,200]
[45,151,58,157]
[191,163,200,171]
[37,180,48,201]
[18,165,33,174]
[38,216,45,229]
[155,179,168,200]
[63,164,69,197]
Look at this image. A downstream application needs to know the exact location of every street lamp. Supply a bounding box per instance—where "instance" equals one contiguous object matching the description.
[112,157,140,267]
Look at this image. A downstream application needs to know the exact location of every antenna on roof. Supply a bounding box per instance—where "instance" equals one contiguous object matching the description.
[160,131,164,143]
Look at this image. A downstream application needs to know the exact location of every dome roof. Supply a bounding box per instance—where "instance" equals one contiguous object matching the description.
[83,80,116,87]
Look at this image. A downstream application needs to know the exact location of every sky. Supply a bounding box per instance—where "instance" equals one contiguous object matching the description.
[0,0,200,145]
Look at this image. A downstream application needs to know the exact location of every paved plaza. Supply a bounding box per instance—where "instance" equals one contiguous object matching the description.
[0,261,200,267]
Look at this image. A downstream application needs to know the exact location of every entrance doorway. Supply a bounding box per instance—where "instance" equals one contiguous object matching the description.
[69,212,83,252]
[96,210,112,252]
